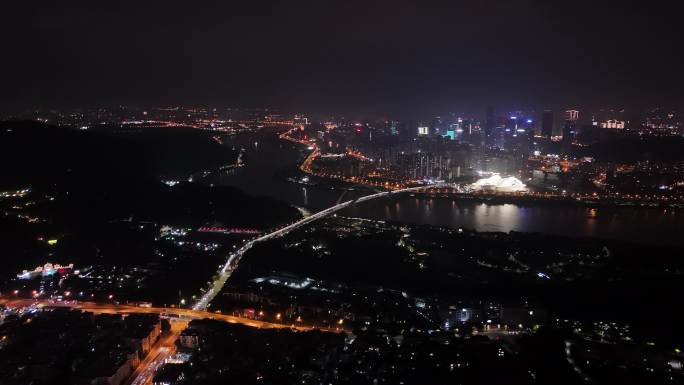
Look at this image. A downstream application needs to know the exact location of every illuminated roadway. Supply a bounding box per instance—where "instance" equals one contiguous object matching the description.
[0,298,342,332]
[0,184,449,384]
[192,183,450,311]
[0,298,342,385]
[127,321,185,385]
[0,182,449,383]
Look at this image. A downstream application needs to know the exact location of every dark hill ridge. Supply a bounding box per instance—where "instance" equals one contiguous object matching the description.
[89,125,239,179]
[0,121,299,228]
[0,121,237,184]
[1,120,146,188]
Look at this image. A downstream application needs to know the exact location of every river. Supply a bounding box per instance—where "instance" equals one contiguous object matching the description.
[213,132,683,247]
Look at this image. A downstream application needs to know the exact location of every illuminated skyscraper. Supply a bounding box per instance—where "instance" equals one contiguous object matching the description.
[485,106,495,136]
[562,120,576,144]
[385,120,399,136]
[430,116,443,136]
[445,127,456,140]
[563,110,579,144]
[565,109,579,122]
[417,126,429,136]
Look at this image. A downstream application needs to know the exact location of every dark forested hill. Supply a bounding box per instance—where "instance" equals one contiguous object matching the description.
[0,121,298,228]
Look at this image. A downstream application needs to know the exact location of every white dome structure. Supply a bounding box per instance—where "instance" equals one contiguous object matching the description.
[470,174,527,193]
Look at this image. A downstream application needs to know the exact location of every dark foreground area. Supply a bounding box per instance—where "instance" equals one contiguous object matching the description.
[0,121,300,304]
[2,121,683,385]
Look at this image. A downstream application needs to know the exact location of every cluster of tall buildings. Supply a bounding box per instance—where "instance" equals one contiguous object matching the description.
[357,105,682,184]
[396,151,462,181]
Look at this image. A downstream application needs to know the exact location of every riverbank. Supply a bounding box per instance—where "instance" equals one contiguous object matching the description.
[407,191,684,210]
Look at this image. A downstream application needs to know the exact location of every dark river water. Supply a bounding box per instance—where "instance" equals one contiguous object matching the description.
[215,133,684,247]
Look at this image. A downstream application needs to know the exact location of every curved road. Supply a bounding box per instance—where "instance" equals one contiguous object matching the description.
[0,299,341,333]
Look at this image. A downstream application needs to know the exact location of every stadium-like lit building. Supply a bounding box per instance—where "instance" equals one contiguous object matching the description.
[470,174,527,193]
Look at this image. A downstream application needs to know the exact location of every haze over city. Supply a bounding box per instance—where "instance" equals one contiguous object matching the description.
[1,1,682,117]
[1,2,684,385]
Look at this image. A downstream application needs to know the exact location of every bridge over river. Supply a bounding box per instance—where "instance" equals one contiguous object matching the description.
[192,183,450,311]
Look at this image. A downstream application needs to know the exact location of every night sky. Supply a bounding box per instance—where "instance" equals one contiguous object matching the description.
[2,1,682,118]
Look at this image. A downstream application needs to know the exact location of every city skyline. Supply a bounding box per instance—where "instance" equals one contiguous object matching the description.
[2,2,684,385]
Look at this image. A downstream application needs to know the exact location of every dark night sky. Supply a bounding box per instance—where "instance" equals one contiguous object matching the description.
[2,1,682,118]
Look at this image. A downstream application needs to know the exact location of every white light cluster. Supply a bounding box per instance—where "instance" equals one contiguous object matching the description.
[470,174,527,193]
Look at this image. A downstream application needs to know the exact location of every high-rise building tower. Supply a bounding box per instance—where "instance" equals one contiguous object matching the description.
[430,116,443,136]
[563,110,579,145]
[562,120,576,144]
[542,110,554,137]
[417,126,429,136]
[385,120,399,136]
[565,109,579,122]
[401,120,417,141]
[485,106,495,136]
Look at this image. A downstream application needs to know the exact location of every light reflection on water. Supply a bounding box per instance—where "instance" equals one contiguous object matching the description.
[341,198,683,246]
[217,133,683,247]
